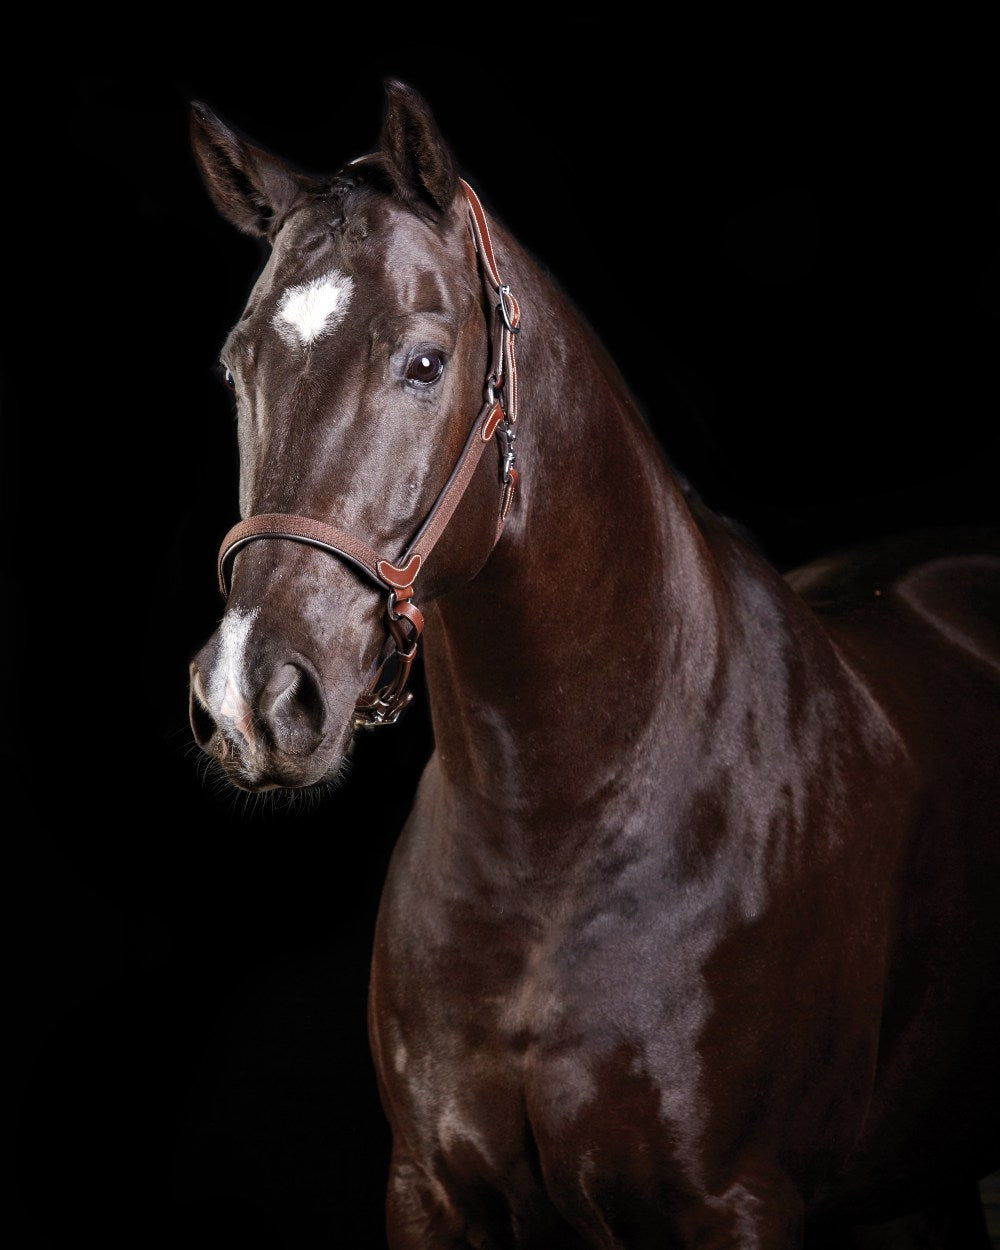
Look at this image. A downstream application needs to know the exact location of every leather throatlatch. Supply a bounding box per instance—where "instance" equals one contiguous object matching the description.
[215,179,521,728]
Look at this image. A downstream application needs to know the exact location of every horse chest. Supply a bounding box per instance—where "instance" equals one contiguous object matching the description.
[375,866,719,1199]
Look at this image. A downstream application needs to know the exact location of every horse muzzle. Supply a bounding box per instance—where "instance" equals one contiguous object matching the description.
[188,634,356,792]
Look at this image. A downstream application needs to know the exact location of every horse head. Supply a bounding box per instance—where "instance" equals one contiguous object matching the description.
[188,80,519,791]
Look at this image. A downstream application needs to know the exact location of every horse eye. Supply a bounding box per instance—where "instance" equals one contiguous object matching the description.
[405,350,445,385]
[221,365,236,390]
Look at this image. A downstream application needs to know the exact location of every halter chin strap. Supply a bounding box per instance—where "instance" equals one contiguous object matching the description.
[216,179,521,729]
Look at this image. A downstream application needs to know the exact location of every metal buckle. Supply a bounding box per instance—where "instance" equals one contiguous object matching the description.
[498,285,519,334]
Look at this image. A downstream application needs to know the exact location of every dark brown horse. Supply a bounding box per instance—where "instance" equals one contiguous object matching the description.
[187,80,1000,1248]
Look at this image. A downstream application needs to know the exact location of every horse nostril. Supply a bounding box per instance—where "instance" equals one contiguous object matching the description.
[260,662,326,754]
[261,663,301,720]
[189,669,219,749]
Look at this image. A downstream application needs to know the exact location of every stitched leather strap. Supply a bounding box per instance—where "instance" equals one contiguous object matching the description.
[218,514,385,595]
[461,178,519,425]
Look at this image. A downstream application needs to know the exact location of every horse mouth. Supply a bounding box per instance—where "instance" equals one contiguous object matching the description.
[194,725,357,794]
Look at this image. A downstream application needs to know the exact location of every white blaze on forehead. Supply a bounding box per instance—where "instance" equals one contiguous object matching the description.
[272,268,354,347]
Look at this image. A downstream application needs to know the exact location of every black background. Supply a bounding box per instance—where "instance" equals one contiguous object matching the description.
[5,24,996,1249]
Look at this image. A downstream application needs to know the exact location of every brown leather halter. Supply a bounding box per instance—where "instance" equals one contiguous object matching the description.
[216,179,521,729]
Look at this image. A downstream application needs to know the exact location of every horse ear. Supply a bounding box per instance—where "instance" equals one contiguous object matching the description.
[189,101,314,239]
[379,79,458,216]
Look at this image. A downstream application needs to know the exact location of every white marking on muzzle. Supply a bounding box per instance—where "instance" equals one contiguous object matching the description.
[273,268,354,347]
[209,607,260,751]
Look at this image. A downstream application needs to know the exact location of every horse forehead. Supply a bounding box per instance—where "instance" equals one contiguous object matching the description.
[242,203,471,348]
[252,214,351,312]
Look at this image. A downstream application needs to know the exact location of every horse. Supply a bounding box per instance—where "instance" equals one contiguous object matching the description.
[186,79,1000,1248]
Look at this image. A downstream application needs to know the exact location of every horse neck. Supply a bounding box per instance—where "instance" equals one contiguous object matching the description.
[422,224,816,828]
